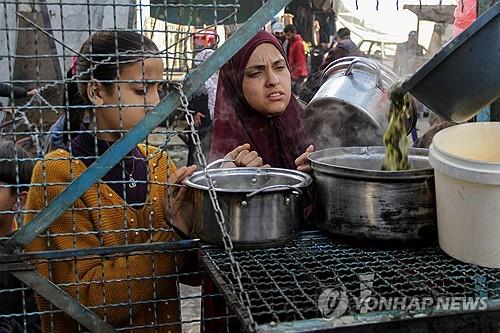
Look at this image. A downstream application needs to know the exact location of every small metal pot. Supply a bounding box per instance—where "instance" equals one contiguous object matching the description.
[185,167,312,248]
[309,147,437,243]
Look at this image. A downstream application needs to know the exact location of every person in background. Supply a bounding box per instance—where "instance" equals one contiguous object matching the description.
[283,24,309,95]
[0,141,40,333]
[44,56,86,153]
[0,142,33,236]
[0,83,38,121]
[413,119,457,148]
[299,27,363,103]
[319,27,363,70]
[0,84,37,100]
[271,21,286,47]
[310,19,328,73]
[393,30,425,76]
[186,49,217,166]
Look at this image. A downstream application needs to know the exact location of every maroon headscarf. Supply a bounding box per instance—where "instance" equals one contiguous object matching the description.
[209,31,310,169]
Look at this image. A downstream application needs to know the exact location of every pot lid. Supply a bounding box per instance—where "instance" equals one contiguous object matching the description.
[185,167,312,192]
[322,56,399,90]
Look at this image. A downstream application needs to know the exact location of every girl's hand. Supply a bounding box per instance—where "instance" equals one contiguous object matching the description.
[295,145,315,173]
[157,165,201,280]
[225,143,269,167]
[160,165,197,240]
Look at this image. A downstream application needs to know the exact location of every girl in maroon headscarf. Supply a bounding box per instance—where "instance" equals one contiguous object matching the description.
[210,31,314,171]
[203,31,315,333]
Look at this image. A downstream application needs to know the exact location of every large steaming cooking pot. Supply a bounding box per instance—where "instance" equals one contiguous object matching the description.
[185,167,312,248]
[309,147,437,243]
[304,57,417,150]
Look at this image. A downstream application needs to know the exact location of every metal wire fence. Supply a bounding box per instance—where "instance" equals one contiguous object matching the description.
[0,1,288,332]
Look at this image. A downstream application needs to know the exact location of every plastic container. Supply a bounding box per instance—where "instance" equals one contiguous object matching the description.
[429,122,500,268]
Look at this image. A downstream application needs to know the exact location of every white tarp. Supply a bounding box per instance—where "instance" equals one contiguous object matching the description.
[0,0,134,82]
[0,2,18,82]
[47,0,134,72]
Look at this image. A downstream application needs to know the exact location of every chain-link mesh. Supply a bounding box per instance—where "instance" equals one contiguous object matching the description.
[0,1,251,332]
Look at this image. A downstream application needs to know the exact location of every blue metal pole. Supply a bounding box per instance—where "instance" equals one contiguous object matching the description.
[0,239,199,262]
[11,270,117,333]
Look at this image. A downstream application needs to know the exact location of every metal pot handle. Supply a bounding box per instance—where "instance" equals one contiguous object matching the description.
[322,56,357,81]
[344,58,384,91]
[205,158,235,169]
[245,185,303,201]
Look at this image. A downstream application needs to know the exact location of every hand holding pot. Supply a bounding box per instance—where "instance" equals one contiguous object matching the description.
[161,165,197,239]
[295,145,315,173]
[224,143,270,168]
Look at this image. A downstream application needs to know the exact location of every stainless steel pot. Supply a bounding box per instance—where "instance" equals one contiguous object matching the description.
[185,167,312,248]
[304,57,417,150]
[309,147,437,243]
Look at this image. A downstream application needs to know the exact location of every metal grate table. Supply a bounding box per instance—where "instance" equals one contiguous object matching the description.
[201,231,500,333]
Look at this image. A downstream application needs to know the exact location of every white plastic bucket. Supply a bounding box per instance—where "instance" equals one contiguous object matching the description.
[429,122,500,268]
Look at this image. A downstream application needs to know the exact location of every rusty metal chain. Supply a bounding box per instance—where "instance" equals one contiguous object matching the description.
[174,83,258,332]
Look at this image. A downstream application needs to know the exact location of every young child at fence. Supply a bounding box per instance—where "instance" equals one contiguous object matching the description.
[0,140,41,333]
[24,31,200,333]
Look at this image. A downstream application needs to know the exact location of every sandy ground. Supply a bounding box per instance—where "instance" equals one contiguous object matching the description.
[180,284,202,333]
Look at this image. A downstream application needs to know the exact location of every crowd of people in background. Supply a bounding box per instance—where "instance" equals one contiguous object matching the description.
[270,19,371,103]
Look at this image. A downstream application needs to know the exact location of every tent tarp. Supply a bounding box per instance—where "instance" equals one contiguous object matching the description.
[403,5,456,23]
[149,0,261,26]
[337,15,405,43]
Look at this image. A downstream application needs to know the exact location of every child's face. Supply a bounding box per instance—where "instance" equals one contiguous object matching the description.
[242,43,291,116]
[0,184,17,237]
[93,57,164,141]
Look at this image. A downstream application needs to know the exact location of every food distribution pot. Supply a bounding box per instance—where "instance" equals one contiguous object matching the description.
[304,57,417,150]
[185,167,312,248]
[308,147,437,243]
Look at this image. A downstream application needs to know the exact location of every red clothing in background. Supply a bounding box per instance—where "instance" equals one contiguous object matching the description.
[288,34,308,79]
